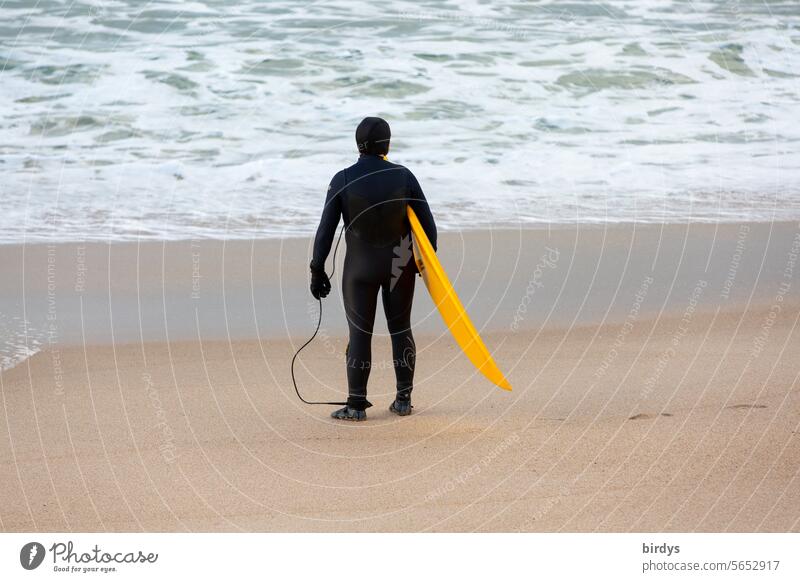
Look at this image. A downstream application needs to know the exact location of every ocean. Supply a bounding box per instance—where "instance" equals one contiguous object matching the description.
[2,0,800,242]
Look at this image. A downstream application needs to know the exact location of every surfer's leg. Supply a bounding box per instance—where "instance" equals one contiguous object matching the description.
[382,261,416,401]
[342,274,379,411]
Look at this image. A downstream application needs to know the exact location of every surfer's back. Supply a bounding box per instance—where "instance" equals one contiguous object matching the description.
[339,155,425,248]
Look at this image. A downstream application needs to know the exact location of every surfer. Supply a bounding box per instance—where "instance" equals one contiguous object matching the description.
[310,117,437,421]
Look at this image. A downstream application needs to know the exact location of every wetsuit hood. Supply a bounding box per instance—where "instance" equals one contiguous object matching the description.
[355,117,390,156]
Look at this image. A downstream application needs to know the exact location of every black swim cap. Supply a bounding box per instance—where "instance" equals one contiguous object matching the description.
[355,117,390,156]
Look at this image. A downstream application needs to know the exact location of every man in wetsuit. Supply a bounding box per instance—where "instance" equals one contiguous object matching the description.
[310,117,437,421]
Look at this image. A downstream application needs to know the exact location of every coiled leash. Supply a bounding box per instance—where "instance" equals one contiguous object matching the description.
[290,224,348,406]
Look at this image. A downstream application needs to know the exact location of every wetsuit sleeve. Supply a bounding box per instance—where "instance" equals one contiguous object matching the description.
[407,170,437,251]
[311,171,344,271]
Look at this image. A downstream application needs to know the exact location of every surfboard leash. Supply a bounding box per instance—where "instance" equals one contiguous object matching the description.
[290,224,348,406]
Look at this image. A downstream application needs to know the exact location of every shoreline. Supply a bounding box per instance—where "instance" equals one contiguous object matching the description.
[3,216,800,247]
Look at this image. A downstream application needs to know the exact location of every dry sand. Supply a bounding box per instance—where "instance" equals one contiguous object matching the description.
[1,222,799,531]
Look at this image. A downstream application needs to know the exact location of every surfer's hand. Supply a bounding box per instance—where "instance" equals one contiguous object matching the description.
[411,259,421,276]
[310,267,331,299]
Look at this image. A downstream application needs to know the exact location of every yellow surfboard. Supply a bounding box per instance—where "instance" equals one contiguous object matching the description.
[407,207,512,391]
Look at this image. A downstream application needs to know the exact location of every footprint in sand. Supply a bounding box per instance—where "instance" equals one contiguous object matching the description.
[726,403,767,410]
[629,412,673,420]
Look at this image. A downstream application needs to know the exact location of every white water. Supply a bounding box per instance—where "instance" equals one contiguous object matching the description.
[2,0,800,242]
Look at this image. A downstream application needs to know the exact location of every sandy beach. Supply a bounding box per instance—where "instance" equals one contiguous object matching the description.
[2,221,799,532]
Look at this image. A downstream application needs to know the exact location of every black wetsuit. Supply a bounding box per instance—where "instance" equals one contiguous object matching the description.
[312,154,437,411]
